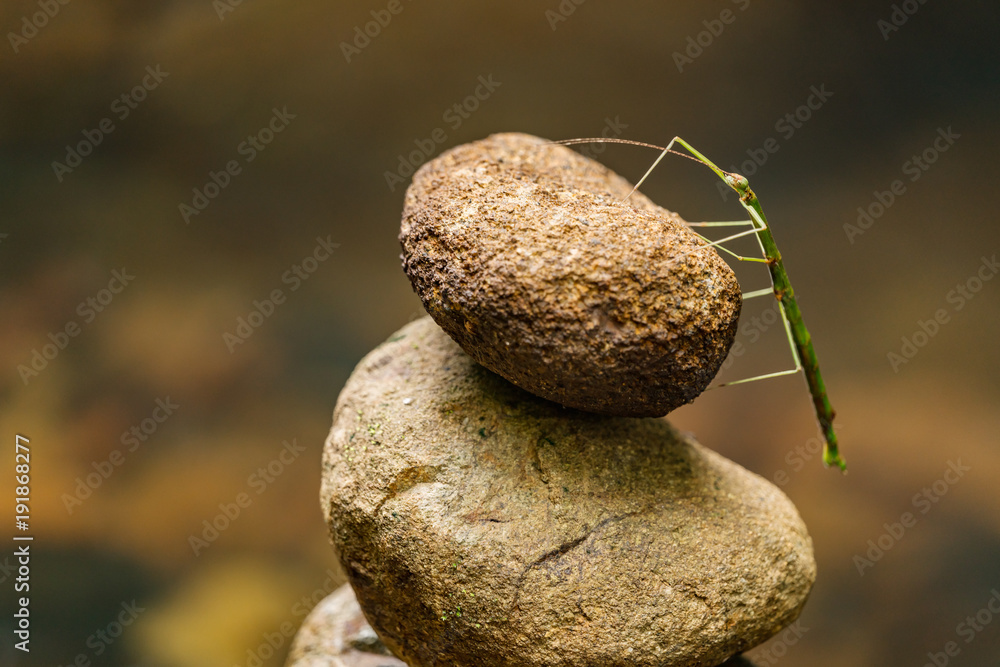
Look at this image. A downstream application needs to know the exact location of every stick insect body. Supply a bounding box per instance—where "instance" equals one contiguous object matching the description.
[555,136,846,471]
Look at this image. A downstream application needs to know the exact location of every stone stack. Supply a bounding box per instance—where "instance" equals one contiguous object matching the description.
[291,134,815,667]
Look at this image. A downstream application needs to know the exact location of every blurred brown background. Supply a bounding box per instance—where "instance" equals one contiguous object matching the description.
[1,0,998,665]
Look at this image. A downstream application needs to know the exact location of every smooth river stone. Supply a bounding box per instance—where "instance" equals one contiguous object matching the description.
[321,317,814,667]
[285,583,762,667]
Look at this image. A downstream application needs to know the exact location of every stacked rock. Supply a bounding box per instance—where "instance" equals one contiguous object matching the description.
[398,133,742,417]
[287,584,761,667]
[299,134,815,667]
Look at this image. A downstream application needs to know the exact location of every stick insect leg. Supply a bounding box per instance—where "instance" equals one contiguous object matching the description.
[687,222,779,296]
[687,220,755,227]
[687,219,772,263]
[716,367,801,387]
[776,293,804,371]
[712,296,804,388]
[742,288,774,299]
[688,231,770,263]
[698,227,766,249]
[623,138,677,202]
[696,206,803,388]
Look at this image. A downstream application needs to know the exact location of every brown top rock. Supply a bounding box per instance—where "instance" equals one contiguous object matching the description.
[399,132,741,417]
[321,317,815,667]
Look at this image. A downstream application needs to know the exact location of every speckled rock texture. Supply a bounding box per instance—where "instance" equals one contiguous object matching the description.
[286,584,761,667]
[399,132,741,417]
[285,584,406,667]
[321,317,815,667]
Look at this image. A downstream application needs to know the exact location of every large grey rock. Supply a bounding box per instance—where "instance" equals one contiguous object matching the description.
[321,317,815,667]
[399,132,741,417]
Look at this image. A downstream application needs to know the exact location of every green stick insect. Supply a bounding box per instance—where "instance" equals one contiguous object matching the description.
[555,136,846,471]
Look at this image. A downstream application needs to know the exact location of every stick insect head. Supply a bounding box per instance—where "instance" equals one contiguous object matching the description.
[724,172,750,196]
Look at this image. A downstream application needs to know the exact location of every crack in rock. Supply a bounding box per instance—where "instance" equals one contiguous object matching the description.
[510,509,651,613]
[575,599,592,621]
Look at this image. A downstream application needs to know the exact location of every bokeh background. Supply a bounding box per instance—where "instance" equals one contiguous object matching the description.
[2,1,999,665]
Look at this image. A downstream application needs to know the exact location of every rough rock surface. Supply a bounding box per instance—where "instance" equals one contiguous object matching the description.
[322,317,815,667]
[286,584,761,667]
[399,132,741,417]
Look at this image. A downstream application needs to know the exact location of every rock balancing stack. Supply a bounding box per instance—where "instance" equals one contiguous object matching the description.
[291,133,816,667]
